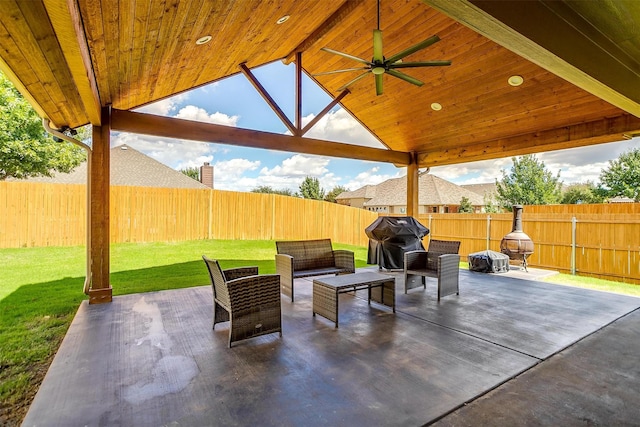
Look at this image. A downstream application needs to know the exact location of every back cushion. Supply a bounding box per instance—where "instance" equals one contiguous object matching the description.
[277,239,334,270]
[302,239,334,270]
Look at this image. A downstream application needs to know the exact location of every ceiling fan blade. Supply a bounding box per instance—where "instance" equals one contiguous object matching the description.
[337,71,371,91]
[375,73,383,96]
[386,69,424,87]
[320,47,371,65]
[373,29,383,63]
[385,35,441,64]
[388,60,452,69]
[313,67,369,76]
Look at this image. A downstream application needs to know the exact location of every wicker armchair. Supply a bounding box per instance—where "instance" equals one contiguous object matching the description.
[403,239,461,300]
[202,256,282,347]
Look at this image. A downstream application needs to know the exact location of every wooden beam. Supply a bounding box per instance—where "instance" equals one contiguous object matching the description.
[0,57,48,120]
[406,154,419,218]
[302,90,349,136]
[239,62,297,136]
[424,0,640,116]
[88,106,112,304]
[283,0,366,65]
[43,0,102,125]
[295,52,302,132]
[111,109,411,165]
[417,114,640,167]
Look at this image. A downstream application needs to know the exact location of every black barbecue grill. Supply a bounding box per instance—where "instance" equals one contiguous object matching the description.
[365,216,429,270]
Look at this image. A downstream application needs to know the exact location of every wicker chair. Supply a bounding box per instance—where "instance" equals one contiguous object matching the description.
[403,239,461,300]
[202,256,282,347]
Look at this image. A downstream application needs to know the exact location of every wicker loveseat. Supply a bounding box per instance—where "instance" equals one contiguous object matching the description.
[275,239,355,301]
[403,239,461,300]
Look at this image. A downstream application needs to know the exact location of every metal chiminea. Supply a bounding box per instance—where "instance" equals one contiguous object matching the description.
[500,205,534,271]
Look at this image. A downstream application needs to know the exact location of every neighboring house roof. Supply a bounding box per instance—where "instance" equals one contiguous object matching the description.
[348,174,485,207]
[22,145,208,189]
[336,184,377,200]
[461,183,498,200]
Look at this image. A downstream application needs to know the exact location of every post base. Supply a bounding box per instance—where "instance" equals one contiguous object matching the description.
[88,287,113,304]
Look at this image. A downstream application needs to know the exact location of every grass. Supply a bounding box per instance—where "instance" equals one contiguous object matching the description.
[542,273,640,297]
[0,239,369,425]
[1,241,637,425]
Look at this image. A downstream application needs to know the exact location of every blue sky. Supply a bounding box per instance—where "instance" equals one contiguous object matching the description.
[112,61,638,192]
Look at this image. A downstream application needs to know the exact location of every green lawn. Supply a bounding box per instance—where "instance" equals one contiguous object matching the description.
[0,239,369,425]
[1,240,637,425]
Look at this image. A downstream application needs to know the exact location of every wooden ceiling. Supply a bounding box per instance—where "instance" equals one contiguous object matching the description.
[1,0,639,168]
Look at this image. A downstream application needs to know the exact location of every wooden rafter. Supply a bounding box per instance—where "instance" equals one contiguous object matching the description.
[302,90,349,136]
[283,0,365,65]
[296,52,302,131]
[43,0,102,125]
[417,114,640,167]
[111,109,411,165]
[239,62,297,135]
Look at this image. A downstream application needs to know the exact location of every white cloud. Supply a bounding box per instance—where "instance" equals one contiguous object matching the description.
[537,140,638,184]
[114,101,240,170]
[260,154,330,178]
[136,93,189,116]
[111,133,216,170]
[211,158,261,191]
[342,166,403,190]
[430,139,639,185]
[175,105,239,126]
[432,158,511,185]
[302,108,385,149]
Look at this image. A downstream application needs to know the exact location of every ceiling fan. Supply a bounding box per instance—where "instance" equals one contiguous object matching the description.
[315,0,451,95]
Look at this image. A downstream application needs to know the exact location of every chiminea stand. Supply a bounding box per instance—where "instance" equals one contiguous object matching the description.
[500,205,534,271]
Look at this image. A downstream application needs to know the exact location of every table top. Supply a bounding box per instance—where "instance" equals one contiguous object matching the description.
[313,271,395,289]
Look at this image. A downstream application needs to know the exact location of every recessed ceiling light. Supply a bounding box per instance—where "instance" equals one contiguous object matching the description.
[431,102,442,111]
[508,75,524,86]
[276,15,290,24]
[196,35,212,45]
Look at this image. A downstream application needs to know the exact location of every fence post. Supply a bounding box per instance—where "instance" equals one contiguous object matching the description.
[486,215,491,250]
[428,215,432,240]
[571,216,577,275]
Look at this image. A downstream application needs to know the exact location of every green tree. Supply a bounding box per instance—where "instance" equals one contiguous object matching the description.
[597,148,640,202]
[560,182,604,204]
[298,176,325,200]
[180,166,200,180]
[324,185,348,203]
[495,154,561,209]
[251,185,295,196]
[458,196,474,213]
[483,194,501,213]
[0,71,85,180]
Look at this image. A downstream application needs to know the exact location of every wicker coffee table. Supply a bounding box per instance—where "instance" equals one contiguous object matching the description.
[312,271,395,327]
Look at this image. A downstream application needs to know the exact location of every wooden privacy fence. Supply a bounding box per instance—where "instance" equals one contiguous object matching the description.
[1,182,638,284]
[0,182,378,248]
[418,203,640,285]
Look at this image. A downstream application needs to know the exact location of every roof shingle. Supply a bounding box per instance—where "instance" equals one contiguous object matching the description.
[21,145,208,189]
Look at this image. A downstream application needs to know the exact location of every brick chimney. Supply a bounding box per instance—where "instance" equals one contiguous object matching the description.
[200,162,214,188]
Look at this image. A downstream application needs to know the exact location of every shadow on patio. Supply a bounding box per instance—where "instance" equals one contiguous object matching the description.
[23,268,640,426]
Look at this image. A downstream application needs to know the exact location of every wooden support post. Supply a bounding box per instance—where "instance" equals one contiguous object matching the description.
[406,153,419,217]
[88,106,112,304]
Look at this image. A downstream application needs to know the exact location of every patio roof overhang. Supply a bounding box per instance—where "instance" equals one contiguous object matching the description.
[1,0,639,301]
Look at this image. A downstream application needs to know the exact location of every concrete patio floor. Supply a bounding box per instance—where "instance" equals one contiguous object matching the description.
[22,267,640,426]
